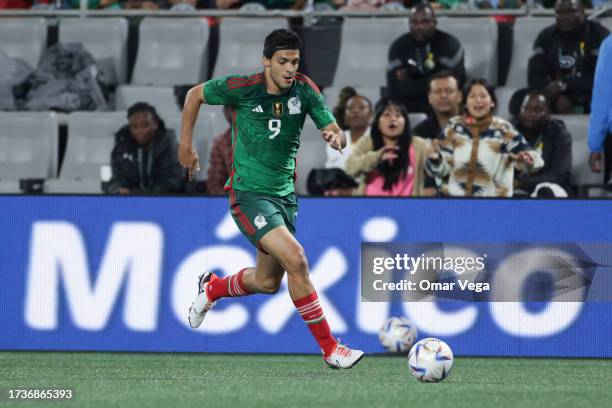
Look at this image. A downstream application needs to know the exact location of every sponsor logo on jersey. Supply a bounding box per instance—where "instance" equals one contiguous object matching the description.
[273,102,283,118]
[254,214,267,230]
[288,97,301,114]
[252,105,264,113]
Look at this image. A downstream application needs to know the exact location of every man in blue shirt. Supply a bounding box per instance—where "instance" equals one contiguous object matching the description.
[588,34,612,185]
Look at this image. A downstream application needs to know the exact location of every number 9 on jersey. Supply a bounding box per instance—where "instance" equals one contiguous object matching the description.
[268,119,281,139]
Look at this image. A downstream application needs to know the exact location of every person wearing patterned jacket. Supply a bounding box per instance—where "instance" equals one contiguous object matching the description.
[426,79,544,197]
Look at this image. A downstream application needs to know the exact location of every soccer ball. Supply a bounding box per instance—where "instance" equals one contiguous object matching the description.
[378,316,418,353]
[408,338,454,382]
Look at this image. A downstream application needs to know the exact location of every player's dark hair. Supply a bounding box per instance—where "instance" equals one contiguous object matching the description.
[127,102,166,130]
[427,70,460,92]
[263,29,302,59]
[461,78,497,116]
[369,99,412,191]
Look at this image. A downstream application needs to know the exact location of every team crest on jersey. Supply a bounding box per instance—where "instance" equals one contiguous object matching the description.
[273,102,283,118]
[254,214,267,230]
[288,97,301,114]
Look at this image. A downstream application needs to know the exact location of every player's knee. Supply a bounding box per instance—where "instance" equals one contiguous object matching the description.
[284,251,309,275]
[259,277,281,294]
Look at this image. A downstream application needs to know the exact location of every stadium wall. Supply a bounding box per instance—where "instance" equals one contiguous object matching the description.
[0,196,611,357]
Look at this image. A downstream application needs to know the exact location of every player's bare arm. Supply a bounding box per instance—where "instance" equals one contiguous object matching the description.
[321,122,346,153]
[179,83,206,180]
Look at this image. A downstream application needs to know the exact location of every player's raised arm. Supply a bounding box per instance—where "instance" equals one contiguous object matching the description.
[321,122,347,153]
[179,83,207,180]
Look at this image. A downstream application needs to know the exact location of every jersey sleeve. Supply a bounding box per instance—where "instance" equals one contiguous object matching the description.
[301,77,336,129]
[203,76,242,106]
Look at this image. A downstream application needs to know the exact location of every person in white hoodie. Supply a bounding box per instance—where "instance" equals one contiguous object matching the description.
[325,94,372,170]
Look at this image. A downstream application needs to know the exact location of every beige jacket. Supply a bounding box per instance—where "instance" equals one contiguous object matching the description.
[425,115,544,197]
[345,135,429,196]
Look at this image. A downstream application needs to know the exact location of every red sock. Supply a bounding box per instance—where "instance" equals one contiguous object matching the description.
[206,268,252,302]
[293,292,337,357]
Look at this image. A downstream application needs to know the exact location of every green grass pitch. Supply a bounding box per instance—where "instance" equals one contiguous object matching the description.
[1,352,611,408]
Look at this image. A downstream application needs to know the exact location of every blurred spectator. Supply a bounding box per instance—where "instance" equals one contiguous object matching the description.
[257,0,340,9]
[588,34,612,186]
[413,70,461,140]
[473,0,523,8]
[387,1,465,113]
[590,0,611,7]
[426,79,543,197]
[538,0,600,8]
[0,0,32,7]
[528,0,609,114]
[207,106,233,195]
[325,94,373,170]
[105,102,185,194]
[427,0,458,8]
[339,0,384,10]
[65,0,120,8]
[345,99,430,196]
[332,86,358,130]
[123,0,163,8]
[512,91,572,197]
[213,0,244,8]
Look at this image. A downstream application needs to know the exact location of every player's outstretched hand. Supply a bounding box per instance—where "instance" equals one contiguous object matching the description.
[178,143,200,181]
[322,129,344,154]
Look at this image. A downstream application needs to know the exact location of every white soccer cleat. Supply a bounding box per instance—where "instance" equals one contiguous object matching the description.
[188,272,217,329]
[324,342,365,369]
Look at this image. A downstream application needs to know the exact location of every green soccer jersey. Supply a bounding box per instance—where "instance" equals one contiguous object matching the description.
[203,72,336,196]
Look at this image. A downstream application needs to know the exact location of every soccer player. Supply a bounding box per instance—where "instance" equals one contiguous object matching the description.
[178,29,364,369]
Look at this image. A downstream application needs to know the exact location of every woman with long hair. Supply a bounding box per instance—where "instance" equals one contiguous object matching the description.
[345,99,429,196]
[426,78,543,197]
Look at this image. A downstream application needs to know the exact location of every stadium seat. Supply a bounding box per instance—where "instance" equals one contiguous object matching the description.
[586,186,612,198]
[436,17,498,84]
[601,17,612,33]
[44,112,126,194]
[0,18,47,69]
[132,18,210,86]
[0,112,58,193]
[332,18,408,88]
[495,86,518,121]
[552,115,601,189]
[571,138,601,191]
[213,18,288,78]
[205,105,231,138]
[115,86,178,112]
[160,110,216,180]
[59,18,129,84]
[553,115,589,142]
[408,113,427,132]
[505,17,554,89]
[296,118,328,195]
